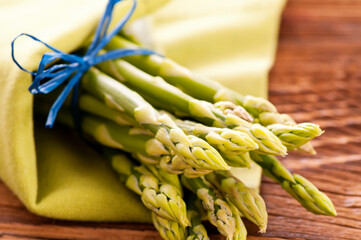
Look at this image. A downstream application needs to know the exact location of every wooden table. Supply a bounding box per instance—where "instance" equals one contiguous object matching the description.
[1,0,361,239]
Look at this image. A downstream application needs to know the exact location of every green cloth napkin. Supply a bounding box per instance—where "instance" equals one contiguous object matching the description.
[0,0,285,222]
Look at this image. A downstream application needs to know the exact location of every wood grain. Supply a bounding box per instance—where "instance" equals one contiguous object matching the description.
[1,0,361,239]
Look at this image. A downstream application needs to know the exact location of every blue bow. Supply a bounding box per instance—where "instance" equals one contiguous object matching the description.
[11,0,155,128]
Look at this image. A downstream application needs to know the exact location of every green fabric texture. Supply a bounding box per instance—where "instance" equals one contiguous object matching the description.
[0,0,285,222]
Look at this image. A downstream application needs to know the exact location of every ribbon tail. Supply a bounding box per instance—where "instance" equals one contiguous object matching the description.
[45,71,83,128]
[91,0,137,54]
[38,68,77,94]
[86,0,122,55]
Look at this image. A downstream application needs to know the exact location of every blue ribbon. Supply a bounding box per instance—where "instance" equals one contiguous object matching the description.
[11,0,156,128]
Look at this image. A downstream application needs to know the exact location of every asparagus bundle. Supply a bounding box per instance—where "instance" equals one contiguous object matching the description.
[33,33,338,240]
[82,69,230,175]
[105,35,320,154]
[97,59,288,156]
[79,94,259,158]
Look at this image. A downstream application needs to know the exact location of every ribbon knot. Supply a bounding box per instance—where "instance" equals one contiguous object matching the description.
[11,0,156,128]
[79,58,92,72]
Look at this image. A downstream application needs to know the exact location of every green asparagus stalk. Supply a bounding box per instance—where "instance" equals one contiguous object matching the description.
[227,201,247,240]
[185,194,210,240]
[105,35,277,117]
[79,93,138,126]
[152,212,187,240]
[82,68,229,172]
[141,162,182,193]
[181,176,236,240]
[267,123,323,150]
[137,153,213,178]
[213,101,254,123]
[220,152,252,168]
[250,152,337,216]
[258,112,317,154]
[258,112,296,126]
[95,61,287,156]
[36,92,139,127]
[205,171,268,232]
[225,114,287,156]
[174,119,258,155]
[108,150,190,227]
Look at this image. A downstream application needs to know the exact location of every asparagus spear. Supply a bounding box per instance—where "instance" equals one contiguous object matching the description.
[141,162,182,193]
[205,171,268,233]
[95,61,287,156]
[258,112,296,126]
[220,152,252,168]
[104,35,277,117]
[109,150,190,227]
[213,101,254,123]
[182,176,236,240]
[229,113,319,156]
[152,212,187,240]
[227,201,247,240]
[79,93,138,126]
[35,92,139,127]
[225,114,286,156]
[258,112,317,154]
[174,119,258,155]
[267,123,323,150]
[82,68,229,172]
[185,194,210,240]
[131,141,213,178]
[250,152,337,216]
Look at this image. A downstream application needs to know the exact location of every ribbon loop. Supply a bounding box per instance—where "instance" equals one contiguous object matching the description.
[11,0,156,128]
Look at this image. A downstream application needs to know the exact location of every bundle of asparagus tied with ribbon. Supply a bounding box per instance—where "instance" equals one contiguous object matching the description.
[12,0,337,239]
